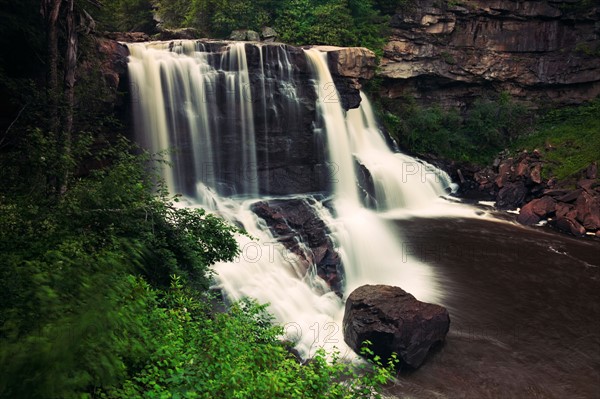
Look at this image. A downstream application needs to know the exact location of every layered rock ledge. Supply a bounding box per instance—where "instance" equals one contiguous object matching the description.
[379,0,600,108]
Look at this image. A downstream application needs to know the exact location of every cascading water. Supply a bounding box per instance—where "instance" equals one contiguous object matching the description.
[304,49,444,300]
[127,40,454,358]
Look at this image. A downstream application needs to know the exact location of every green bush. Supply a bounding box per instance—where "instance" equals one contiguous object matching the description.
[373,93,531,164]
[514,98,600,179]
[101,281,397,399]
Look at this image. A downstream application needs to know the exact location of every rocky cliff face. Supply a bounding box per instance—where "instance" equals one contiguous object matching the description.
[379,0,600,108]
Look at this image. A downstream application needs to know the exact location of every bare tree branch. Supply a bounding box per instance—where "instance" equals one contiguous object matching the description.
[0,105,27,148]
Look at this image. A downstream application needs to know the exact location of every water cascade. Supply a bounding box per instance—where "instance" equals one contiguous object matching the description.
[127,41,454,357]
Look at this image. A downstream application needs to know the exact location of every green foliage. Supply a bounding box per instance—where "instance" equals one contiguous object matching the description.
[156,0,193,28]
[574,42,600,57]
[373,93,531,164]
[513,98,600,179]
[91,0,391,53]
[0,130,243,398]
[92,0,156,32]
[101,287,397,399]
[373,0,415,14]
[372,89,599,179]
[558,0,597,13]
[274,0,389,53]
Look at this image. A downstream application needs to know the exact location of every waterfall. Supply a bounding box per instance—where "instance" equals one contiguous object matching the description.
[127,41,453,358]
[304,49,443,300]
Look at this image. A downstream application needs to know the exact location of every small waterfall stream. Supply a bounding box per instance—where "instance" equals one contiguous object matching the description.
[127,41,455,358]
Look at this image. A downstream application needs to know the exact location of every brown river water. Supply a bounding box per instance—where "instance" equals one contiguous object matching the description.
[385,217,600,399]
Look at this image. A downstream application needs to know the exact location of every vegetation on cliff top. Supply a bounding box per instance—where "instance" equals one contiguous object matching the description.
[95,0,394,53]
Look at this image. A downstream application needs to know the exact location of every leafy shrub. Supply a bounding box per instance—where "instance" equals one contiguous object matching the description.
[514,97,600,179]
[373,93,531,164]
[101,281,397,399]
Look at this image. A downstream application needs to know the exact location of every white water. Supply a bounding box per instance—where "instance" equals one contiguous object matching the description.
[128,42,458,358]
[305,49,443,300]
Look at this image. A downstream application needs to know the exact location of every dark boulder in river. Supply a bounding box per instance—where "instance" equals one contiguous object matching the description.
[343,284,450,368]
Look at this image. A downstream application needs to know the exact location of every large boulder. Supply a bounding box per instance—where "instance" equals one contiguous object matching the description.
[229,29,260,41]
[575,191,600,230]
[517,195,556,225]
[554,216,586,237]
[343,285,450,369]
[497,180,528,209]
[261,27,278,42]
[154,27,200,40]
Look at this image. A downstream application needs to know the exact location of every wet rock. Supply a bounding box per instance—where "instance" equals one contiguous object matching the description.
[530,163,543,184]
[575,191,600,230]
[557,189,583,203]
[529,196,556,217]
[586,162,598,180]
[343,285,450,369]
[497,181,527,209]
[104,31,150,42]
[495,159,515,189]
[543,189,570,198]
[251,199,343,294]
[577,179,599,195]
[355,160,377,208]
[554,217,586,237]
[93,38,129,104]
[474,167,497,189]
[516,159,529,177]
[517,206,541,225]
[555,203,577,219]
[517,196,556,225]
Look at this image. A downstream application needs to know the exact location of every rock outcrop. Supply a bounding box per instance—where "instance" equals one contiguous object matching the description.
[461,150,547,209]
[310,45,377,109]
[251,199,343,294]
[343,285,450,369]
[155,27,201,40]
[455,151,599,236]
[104,31,150,42]
[92,37,130,107]
[523,174,600,237]
[379,0,600,108]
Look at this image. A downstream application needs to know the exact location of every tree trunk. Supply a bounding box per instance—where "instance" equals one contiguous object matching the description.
[62,0,78,193]
[42,0,63,195]
[42,0,62,133]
